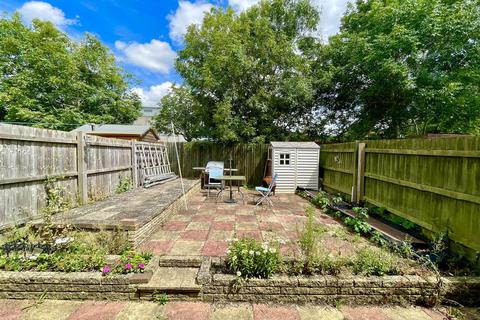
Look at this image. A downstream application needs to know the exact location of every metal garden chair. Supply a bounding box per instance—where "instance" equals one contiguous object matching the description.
[204,161,224,198]
[255,173,278,207]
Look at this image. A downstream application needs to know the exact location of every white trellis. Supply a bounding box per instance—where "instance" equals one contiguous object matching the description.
[135,141,176,188]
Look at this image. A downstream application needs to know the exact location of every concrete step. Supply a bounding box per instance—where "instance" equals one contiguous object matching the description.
[137,267,201,297]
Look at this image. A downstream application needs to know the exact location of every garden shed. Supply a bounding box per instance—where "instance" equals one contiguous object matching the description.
[268,141,320,193]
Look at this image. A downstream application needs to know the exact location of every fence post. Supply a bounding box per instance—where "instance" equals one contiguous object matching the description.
[356,142,366,203]
[351,141,360,202]
[131,140,138,188]
[77,132,88,204]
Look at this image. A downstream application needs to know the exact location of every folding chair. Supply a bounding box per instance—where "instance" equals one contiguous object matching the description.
[255,174,277,207]
[204,161,224,198]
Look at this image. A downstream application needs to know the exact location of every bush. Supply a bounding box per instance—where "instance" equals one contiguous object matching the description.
[344,207,372,235]
[353,247,400,276]
[226,238,280,279]
[110,250,152,275]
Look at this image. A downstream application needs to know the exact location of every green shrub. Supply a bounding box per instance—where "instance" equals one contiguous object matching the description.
[344,207,372,235]
[227,238,280,279]
[353,247,400,276]
[111,250,152,274]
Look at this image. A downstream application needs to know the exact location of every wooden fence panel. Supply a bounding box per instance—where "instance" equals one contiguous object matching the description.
[364,137,480,253]
[167,142,269,186]
[319,142,357,200]
[0,124,78,227]
[85,135,133,200]
[319,136,480,256]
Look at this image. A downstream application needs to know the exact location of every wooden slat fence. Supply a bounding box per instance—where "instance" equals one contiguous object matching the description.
[319,137,480,257]
[0,124,163,228]
[167,142,269,186]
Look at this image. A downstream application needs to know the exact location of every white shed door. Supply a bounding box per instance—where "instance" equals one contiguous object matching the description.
[273,148,296,193]
[295,149,319,190]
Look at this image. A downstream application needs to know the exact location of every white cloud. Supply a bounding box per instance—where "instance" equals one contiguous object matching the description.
[226,0,351,39]
[312,0,351,38]
[168,1,213,44]
[132,82,173,109]
[227,0,258,12]
[18,1,77,27]
[114,40,177,74]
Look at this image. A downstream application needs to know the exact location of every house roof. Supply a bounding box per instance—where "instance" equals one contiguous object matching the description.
[71,124,158,138]
[270,141,319,149]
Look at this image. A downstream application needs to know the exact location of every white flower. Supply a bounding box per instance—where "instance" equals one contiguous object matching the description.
[269,248,277,254]
[279,239,286,245]
[226,249,231,255]
[28,254,38,260]
[255,251,261,256]
[249,250,254,256]
[232,255,237,261]
[236,271,242,277]
[54,237,72,245]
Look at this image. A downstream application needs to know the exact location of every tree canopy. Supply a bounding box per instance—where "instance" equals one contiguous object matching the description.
[155,0,320,142]
[0,14,141,130]
[318,0,480,139]
[155,0,480,142]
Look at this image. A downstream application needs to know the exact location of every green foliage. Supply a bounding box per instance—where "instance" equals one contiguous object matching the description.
[115,175,133,194]
[154,0,320,142]
[353,247,400,276]
[317,0,480,139]
[0,14,141,129]
[227,237,280,279]
[299,207,329,273]
[313,251,351,276]
[152,291,169,305]
[344,207,372,235]
[370,231,387,247]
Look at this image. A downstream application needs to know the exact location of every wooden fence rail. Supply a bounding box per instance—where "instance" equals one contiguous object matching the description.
[319,136,480,259]
[0,124,163,228]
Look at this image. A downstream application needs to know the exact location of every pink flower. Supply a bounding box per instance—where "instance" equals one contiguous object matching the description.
[102,266,110,274]
[138,263,145,269]
[125,263,133,270]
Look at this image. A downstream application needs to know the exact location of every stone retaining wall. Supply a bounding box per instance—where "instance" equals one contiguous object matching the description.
[200,272,480,306]
[0,256,159,301]
[129,181,200,247]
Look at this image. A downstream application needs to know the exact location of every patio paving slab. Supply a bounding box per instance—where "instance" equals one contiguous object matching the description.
[145,267,200,290]
[23,300,83,320]
[67,301,125,320]
[297,306,344,320]
[115,301,165,320]
[210,304,253,320]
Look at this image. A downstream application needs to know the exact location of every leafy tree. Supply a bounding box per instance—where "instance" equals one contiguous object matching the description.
[153,86,204,141]
[154,0,320,142]
[0,14,141,130]
[317,0,480,139]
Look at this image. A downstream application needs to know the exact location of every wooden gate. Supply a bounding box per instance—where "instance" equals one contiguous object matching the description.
[134,142,176,187]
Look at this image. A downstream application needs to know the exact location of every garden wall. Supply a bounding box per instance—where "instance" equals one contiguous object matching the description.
[319,136,480,260]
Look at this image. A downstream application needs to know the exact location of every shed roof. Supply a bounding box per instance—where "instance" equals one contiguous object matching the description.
[270,141,319,149]
[71,124,156,137]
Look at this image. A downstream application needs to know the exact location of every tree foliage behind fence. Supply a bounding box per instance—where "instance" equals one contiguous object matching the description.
[167,142,269,186]
[319,136,480,259]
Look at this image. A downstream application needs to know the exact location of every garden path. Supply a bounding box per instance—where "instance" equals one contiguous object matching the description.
[0,299,461,320]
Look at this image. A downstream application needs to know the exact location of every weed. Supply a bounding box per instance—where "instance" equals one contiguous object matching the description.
[344,207,372,235]
[152,291,169,305]
[370,231,387,247]
[353,247,400,276]
[334,299,344,310]
[116,175,133,194]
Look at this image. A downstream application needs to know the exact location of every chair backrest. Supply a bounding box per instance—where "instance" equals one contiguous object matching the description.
[206,161,224,184]
[267,174,278,191]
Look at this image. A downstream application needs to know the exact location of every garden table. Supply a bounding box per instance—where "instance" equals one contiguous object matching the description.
[217,175,246,204]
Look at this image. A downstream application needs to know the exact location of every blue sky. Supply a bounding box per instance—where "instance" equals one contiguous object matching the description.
[1,0,350,110]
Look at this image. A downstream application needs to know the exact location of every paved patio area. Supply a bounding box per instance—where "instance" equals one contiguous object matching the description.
[139,189,341,257]
[0,299,461,320]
